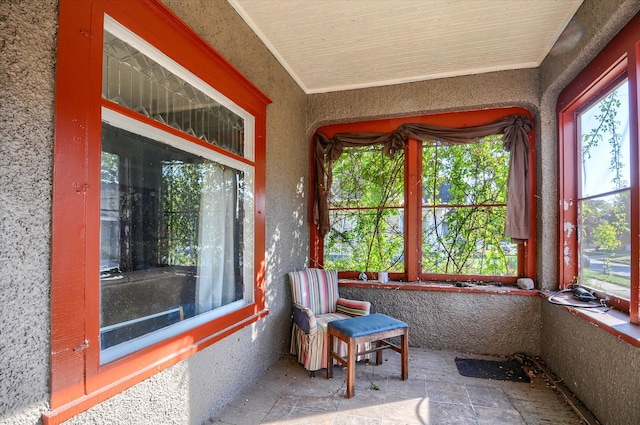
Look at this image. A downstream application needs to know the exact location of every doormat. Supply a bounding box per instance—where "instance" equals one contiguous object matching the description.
[454,357,530,383]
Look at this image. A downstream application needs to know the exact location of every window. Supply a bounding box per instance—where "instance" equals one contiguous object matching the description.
[326,147,405,272]
[421,136,515,276]
[49,1,270,421]
[313,108,536,283]
[558,14,640,323]
[577,80,631,302]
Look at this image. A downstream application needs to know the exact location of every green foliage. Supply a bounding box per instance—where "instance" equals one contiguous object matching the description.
[579,83,631,293]
[101,151,119,184]
[593,223,620,252]
[327,147,404,272]
[582,91,626,189]
[161,161,203,266]
[422,137,514,275]
[325,136,516,276]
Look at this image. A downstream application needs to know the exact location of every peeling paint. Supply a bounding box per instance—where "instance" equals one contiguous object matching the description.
[564,221,574,238]
[563,200,569,210]
[564,244,571,266]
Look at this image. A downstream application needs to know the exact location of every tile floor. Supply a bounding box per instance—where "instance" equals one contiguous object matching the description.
[208,348,584,425]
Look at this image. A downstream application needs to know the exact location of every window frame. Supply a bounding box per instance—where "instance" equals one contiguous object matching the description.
[310,107,536,284]
[48,1,271,422]
[557,12,640,323]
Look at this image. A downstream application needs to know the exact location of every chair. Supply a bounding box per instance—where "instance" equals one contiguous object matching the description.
[288,268,371,373]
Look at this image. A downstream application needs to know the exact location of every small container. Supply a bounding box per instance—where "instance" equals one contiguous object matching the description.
[378,271,389,283]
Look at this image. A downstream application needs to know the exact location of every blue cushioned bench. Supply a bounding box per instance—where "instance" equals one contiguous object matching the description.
[327,313,408,398]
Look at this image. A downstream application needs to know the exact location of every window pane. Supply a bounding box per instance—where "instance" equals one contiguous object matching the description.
[324,147,404,272]
[578,192,631,300]
[100,122,251,361]
[579,80,630,198]
[422,136,512,276]
[103,29,246,157]
[422,206,516,275]
[578,80,630,301]
[326,209,405,272]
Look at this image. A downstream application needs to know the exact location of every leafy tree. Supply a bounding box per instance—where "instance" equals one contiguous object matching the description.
[161,161,203,266]
[422,136,513,275]
[325,135,516,276]
[580,83,630,291]
[582,92,626,189]
[326,147,404,272]
[101,151,119,183]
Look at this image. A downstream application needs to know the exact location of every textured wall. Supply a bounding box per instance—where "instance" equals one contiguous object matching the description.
[340,286,541,356]
[0,0,308,424]
[536,2,640,425]
[0,0,58,423]
[2,0,640,424]
[536,0,640,291]
[541,302,640,425]
[307,68,539,133]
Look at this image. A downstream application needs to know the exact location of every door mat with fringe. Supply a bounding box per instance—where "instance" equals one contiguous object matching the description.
[454,357,530,383]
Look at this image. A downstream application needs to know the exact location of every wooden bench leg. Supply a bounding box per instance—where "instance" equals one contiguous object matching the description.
[401,328,408,380]
[346,337,356,398]
[375,340,383,365]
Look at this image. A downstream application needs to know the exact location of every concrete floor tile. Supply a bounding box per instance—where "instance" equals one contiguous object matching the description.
[474,406,526,425]
[261,400,296,424]
[385,378,426,398]
[295,395,342,412]
[426,381,472,405]
[335,412,383,424]
[213,404,267,425]
[207,350,584,425]
[281,408,337,425]
[338,392,386,419]
[382,395,428,424]
[426,401,478,425]
[465,385,515,410]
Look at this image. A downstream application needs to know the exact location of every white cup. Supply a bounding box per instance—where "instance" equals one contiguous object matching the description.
[378,271,389,283]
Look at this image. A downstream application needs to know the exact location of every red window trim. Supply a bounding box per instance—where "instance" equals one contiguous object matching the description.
[557,12,640,323]
[47,1,271,423]
[310,107,537,284]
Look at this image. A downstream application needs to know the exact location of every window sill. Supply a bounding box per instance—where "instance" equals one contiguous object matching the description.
[339,279,540,296]
[339,280,640,349]
[542,291,640,350]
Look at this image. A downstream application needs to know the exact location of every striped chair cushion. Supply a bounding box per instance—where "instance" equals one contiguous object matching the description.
[288,268,339,315]
[336,297,371,317]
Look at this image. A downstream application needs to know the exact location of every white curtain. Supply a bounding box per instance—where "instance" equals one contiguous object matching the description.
[196,163,237,314]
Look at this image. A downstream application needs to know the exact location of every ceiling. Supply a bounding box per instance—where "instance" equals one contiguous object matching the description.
[228,0,584,94]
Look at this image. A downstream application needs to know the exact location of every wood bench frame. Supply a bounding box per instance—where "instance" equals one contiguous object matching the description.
[327,319,408,398]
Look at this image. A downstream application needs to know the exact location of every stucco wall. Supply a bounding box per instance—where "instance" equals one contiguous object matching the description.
[541,302,640,425]
[340,286,542,356]
[536,0,640,291]
[536,2,640,424]
[0,0,58,423]
[307,68,539,133]
[0,0,308,424]
[2,0,640,424]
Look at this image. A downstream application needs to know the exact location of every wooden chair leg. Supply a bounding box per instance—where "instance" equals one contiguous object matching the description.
[326,332,333,379]
[346,338,356,398]
[400,328,409,380]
